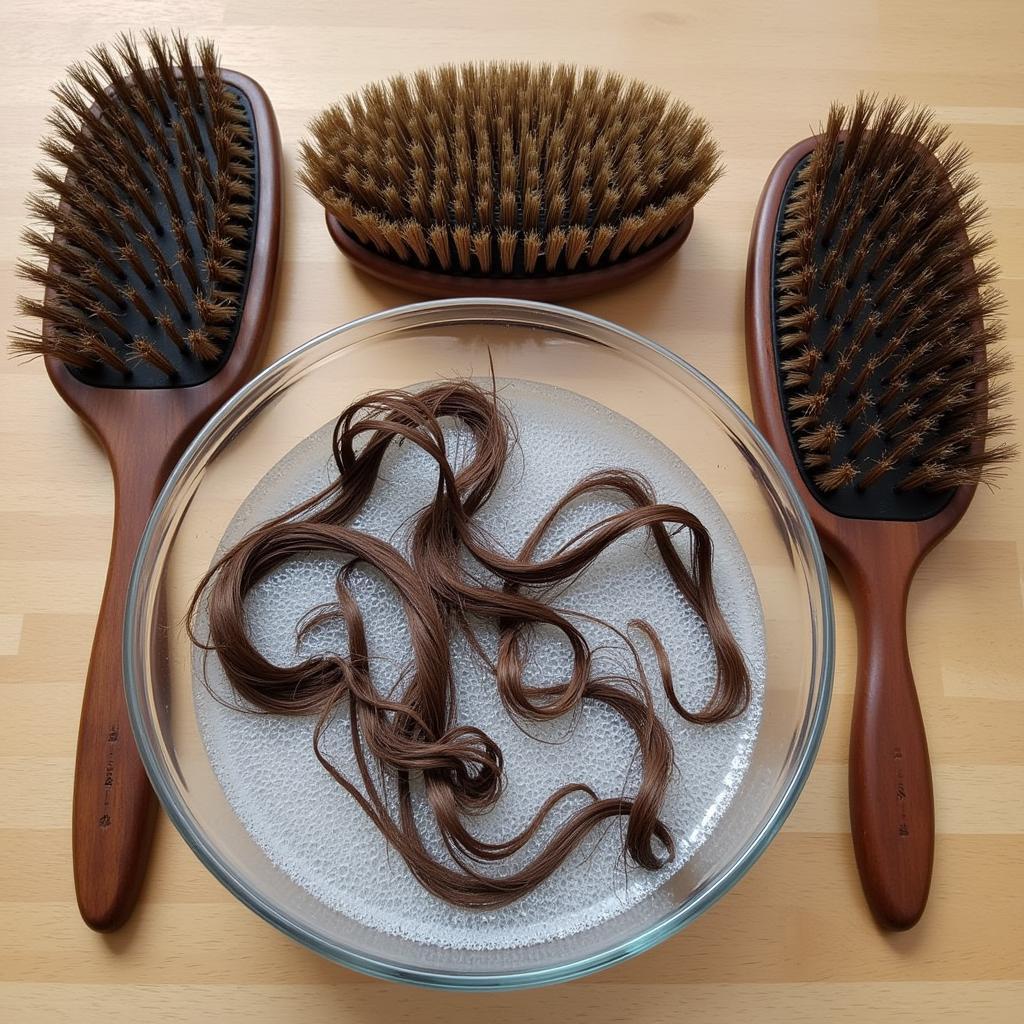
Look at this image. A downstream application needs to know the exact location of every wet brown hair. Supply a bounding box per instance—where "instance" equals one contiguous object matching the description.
[190,380,749,907]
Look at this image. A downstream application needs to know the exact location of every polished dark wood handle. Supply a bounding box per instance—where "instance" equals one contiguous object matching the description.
[847,566,934,930]
[72,453,165,931]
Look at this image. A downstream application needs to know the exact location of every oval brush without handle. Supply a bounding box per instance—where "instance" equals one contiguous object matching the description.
[299,63,722,300]
[745,96,1014,929]
[11,33,282,930]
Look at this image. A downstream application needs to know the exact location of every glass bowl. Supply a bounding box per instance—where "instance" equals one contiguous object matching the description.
[125,298,833,990]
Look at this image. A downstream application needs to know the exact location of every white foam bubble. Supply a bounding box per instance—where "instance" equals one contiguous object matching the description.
[194,379,765,950]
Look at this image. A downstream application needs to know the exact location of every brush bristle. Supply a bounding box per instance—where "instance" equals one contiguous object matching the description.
[774,93,1015,496]
[298,63,722,276]
[10,31,256,385]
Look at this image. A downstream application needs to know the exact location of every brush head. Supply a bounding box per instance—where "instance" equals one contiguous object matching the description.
[11,32,258,389]
[299,63,722,295]
[771,94,1015,520]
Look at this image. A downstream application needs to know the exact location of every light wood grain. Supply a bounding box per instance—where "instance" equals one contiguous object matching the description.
[1,0,1022,1020]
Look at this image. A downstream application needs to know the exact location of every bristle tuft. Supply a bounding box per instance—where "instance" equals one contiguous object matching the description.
[130,337,176,376]
[299,62,721,277]
[185,329,220,362]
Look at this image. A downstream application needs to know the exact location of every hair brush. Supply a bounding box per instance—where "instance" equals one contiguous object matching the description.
[299,62,722,300]
[10,31,282,930]
[746,94,1015,929]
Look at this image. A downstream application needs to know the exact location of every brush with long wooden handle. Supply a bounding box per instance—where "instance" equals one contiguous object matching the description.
[10,31,282,931]
[746,95,1014,929]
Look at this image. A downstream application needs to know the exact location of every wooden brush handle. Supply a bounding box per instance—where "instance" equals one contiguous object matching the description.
[72,449,169,931]
[846,559,934,930]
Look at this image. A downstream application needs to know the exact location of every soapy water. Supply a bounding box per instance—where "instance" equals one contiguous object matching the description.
[194,379,765,950]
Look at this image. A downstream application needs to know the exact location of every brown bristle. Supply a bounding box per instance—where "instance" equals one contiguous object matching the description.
[774,93,1015,498]
[565,224,589,269]
[194,294,236,324]
[471,229,492,273]
[498,228,517,274]
[452,225,472,271]
[545,227,567,271]
[10,327,92,368]
[299,62,722,277]
[129,337,176,376]
[587,224,615,267]
[10,32,257,386]
[609,215,641,260]
[122,286,157,323]
[522,231,541,274]
[156,312,186,352]
[81,332,130,372]
[185,329,220,362]
[161,274,191,318]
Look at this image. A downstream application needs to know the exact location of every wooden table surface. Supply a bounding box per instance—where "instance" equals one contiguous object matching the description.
[2,1,1022,1020]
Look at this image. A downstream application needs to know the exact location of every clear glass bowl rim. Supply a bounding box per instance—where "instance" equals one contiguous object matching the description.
[124,297,834,990]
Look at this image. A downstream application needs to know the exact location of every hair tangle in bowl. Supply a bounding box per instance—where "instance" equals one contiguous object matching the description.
[189,380,750,908]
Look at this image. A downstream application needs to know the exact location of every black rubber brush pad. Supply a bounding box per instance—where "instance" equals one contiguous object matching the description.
[770,156,956,522]
[67,85,257,390]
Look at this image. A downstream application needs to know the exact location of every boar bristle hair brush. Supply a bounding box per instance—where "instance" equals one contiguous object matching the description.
[747,93,1015,930]
[299,62,722,300]
[10,30,282,930]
